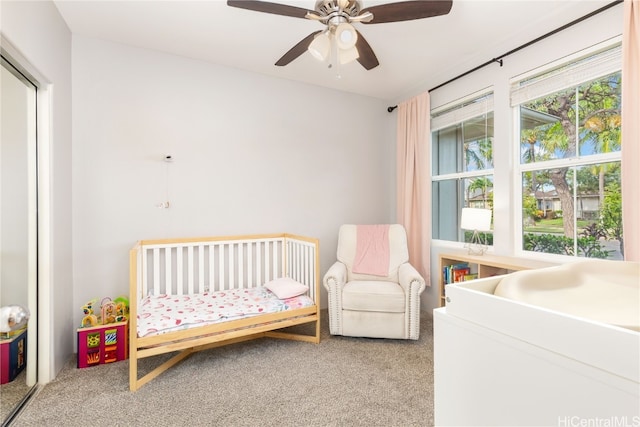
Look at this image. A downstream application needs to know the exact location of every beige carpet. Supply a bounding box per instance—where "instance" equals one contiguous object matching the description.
[1,370,32,423]
[11,310,434,427]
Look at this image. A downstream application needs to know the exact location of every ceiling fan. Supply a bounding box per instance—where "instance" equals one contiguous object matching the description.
[227,0,453,70]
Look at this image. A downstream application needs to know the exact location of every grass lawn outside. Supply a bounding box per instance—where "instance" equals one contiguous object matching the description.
[523,218,591,234]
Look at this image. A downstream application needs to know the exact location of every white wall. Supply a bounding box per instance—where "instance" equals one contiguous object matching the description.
[0,0,73,381]
[423,4,624,313]
[72,36,395,329]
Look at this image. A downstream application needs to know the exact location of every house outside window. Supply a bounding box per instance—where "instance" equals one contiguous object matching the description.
[512,44,623,260]
[431,91,494,244]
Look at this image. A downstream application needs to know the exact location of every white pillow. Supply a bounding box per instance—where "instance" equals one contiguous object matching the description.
[265,277,309,299]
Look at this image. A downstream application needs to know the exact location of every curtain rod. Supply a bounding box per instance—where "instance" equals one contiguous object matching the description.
[386,0,623,113]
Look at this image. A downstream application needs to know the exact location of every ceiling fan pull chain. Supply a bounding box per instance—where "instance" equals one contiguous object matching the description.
[331,33,343,79]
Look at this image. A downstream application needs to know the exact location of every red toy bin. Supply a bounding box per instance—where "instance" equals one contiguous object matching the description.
[0,328,27,384]
[77,320,128,369]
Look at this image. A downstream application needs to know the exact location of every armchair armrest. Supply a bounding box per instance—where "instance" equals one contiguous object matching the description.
[398,262,426,340]
[323,261,347,291]
[398,263,426,294]
[323,261,347,335]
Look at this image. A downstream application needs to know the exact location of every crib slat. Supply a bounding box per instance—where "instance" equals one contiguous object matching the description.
[153,248,161,295]
[142,248,149,297]
[297,244,303,283]
[247,241,253,287]
[138,248,144,299]
[294,245,304,281]
[265,242,271,281]
[218,244,225,291]
[256,242,262,285]
[198,245,204,293]
[308,244,312,283]
[305,245,310,286]
[297,244,302,282]
[296,243,301,281]
[311,243,317,300]
[187,246,194,294]
[238,243,244,288]
[208,244,215,292]
[229,243,235,289]
[304,245,311,295]
[271,241,282,279]
[285,241,291,279]
[176,247,185,295]
[288,241,295,280]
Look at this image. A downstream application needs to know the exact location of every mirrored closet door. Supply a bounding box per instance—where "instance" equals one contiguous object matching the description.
[1,55,39,425]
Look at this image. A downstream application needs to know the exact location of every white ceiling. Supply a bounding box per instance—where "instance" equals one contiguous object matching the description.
[53,0,615,102]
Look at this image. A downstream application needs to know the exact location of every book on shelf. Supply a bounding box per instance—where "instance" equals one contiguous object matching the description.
[453,267,470,283]
[443,262,473,285]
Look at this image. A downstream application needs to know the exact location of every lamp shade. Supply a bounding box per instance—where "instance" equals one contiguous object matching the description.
[460,208,492,232]
[338,45,359,64]
[308,31,330,61]
[335,22,358,50]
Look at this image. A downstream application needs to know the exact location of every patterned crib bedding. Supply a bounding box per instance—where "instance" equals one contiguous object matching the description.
[137,286,314,338]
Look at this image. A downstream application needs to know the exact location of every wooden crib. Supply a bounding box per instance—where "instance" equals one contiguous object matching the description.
[128,233,320,391]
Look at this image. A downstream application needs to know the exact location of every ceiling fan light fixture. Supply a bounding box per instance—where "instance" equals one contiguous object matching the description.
[338,45,360,65]
[308,31,331,61]
[335,22,358,50]
[228,0,453,71]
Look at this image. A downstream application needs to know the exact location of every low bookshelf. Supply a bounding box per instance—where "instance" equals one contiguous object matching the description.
[439,250,556,307]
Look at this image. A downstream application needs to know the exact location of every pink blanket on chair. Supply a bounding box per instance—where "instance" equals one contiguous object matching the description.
[352,224,390,276]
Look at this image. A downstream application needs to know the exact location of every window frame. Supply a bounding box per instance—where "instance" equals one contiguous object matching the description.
[511,39,623,260]
[431,89,495,245]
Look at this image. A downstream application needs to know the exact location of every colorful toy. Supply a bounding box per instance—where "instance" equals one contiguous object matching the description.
[0,305,30,335]
[100,297,117,324]
[81,299,99,327]
[100,296,129,324]
[80,295,130,328]
[113,296,130,321]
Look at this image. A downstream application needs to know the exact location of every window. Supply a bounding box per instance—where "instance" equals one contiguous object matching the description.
[431,92,494,244]
[512,45,623,259]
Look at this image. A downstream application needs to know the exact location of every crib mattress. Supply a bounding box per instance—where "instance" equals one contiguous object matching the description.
[137,286,314,338]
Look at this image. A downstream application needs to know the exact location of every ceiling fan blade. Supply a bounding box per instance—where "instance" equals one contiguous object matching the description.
[355,31,379,70]
[227,0,313,19]
[275,31,323,66]
[361,0,453,24]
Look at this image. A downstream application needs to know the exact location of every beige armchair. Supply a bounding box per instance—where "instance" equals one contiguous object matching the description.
[323,224,426,340]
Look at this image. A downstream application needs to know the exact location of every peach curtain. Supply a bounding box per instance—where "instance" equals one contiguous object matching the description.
[622,0,640,261]
[397,92,431,282]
